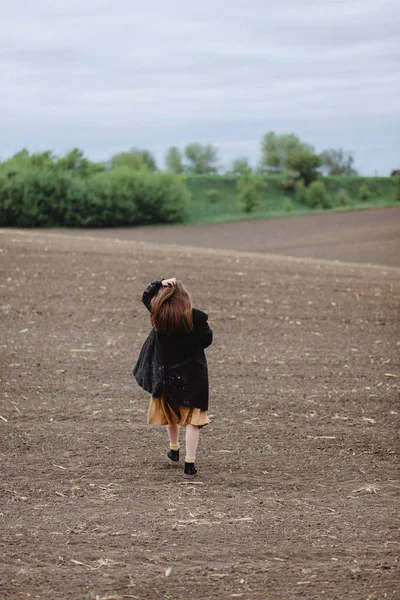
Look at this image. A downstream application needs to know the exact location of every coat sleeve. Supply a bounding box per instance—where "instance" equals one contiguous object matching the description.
[193,309,213,349]
[142,280,163,312]
[200,321,213,348]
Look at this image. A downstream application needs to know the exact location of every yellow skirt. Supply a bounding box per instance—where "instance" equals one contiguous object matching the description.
[147,396,210,428]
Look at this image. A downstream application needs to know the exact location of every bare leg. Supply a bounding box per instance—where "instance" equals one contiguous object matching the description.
[167,424,179,446]
[185,424,199,458]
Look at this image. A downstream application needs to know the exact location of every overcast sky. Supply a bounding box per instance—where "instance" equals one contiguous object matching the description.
[1,0,399,175]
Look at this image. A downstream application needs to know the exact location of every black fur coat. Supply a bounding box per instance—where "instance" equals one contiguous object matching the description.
[133,281,213,411]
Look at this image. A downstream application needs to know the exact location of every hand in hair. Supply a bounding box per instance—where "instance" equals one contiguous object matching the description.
[161,278,177,287]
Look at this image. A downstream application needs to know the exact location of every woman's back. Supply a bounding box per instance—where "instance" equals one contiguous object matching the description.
[156,308,212,365]
[134,279,212,411]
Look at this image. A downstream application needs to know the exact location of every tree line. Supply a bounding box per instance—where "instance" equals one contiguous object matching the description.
[1,134,398,226]
[164,133,358,184]
[0,131,368,185]
[106,132,358,184]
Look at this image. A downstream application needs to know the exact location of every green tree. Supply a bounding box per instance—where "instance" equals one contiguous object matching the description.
[165,146,184,174]
[56,148,85,171]
[110,148,157,171]
[320,148,358,176]
[285,148,321,186]
[184,143,218,174]
[130,148,157,171]
[237,172,265,213]
[230,157,252,175]
[110,152,149,171]
[260,132,312,173]
[6,148,31,166]
[396,175,400,202]
[260,131,281,172]
[8,150,55,170]
[56,148,105,176]
[0,149,105,178]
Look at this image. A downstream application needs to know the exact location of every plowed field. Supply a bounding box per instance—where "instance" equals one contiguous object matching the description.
[1,222,399,599]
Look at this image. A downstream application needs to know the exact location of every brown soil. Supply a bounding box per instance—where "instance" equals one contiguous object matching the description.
[51,206,400,268]
[0,227,399,600]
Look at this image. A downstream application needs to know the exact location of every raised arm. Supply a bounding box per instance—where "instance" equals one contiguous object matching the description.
[141,278,177,312]
[141,280,163,312]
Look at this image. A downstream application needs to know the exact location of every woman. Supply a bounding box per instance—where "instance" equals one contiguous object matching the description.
[133,278,213,478]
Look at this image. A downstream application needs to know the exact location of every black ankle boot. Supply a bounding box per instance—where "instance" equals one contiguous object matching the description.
[167,449,179,465]
[183,461,197,479]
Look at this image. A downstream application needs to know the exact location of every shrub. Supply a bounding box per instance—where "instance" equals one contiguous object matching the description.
[206,188,219,203]
[295,179,308,205]
[336,188,350,206]
[237,172,265,213]
[283,197,293,213]
[0,166,189,227]
[118,170,189,226]
[0,167,77,227]
[308,180,331,209]
[396,176,400,203]
[358,183,372,202]
[0,169,24,226]
[277,174,297,192]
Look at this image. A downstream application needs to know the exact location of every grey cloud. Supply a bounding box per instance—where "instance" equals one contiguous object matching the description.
[1,0,399,174]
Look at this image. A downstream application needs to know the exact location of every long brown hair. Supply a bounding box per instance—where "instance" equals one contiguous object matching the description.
[151,281,193,335]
